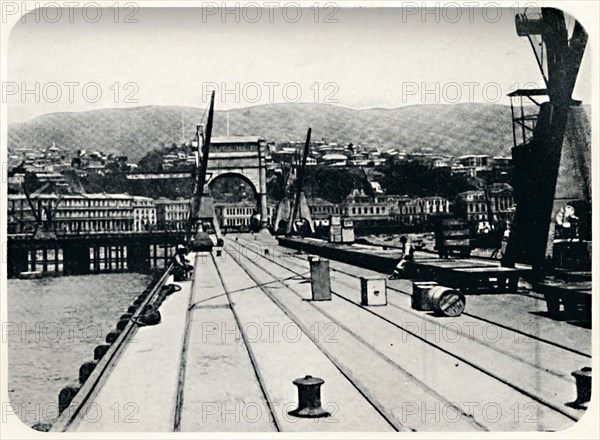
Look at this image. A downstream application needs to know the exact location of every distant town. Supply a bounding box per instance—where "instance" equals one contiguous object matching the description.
[7,137,515,235]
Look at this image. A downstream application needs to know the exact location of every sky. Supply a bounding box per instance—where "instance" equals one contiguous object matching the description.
[5,4,593,124]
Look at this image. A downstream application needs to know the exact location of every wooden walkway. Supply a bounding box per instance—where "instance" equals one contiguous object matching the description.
[53,234,589,432]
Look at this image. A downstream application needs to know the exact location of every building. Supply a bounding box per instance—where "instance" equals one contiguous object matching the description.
[308,197,341,221]
[455,184,514,224]
[340,190,397,223]
[132,196,157,232]
[8,193,135,234]
[488,183,516,223]
[396,196,451,225]
[155,198,190,231]
[321,154,348,167]
[215,200,257,229]
[452,154,493,177]
[492,156,513,175]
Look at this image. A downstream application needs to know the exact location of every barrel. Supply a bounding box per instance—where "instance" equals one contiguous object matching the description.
[428,286,466,317]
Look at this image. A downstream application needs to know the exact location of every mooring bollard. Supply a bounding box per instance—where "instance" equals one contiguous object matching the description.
[569,367,592,407]
[308,256,331,301]
[361,276,387,306]
[289,375,330,418]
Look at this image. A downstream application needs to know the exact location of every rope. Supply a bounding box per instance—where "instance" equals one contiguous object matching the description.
[187,271,310,311]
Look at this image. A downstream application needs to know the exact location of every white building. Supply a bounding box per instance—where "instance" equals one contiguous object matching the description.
[132,196,157,232]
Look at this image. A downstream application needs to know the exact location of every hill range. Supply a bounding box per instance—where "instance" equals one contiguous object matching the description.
[8,102,518,161]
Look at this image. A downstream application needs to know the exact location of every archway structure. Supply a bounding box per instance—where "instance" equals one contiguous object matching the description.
[204,136,268,230]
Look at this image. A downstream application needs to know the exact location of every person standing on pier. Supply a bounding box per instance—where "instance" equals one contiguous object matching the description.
[173,245,193,281]
[389,236,414,279]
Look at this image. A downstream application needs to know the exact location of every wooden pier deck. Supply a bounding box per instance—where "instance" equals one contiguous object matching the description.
[51,234,590,432]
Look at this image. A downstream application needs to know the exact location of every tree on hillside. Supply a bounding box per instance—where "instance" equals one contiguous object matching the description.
[138,148,166,171]
[305,167,371,203]
[379,162,475,198]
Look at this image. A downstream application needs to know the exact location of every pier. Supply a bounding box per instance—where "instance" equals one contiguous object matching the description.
[50,233,590,432]
[7,231,185,278]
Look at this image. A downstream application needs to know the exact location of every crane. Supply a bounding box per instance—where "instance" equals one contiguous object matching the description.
[502,8,590,271]
[187,91,222,251]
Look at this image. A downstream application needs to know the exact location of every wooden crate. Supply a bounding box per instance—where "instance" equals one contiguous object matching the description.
[432,216,472,258]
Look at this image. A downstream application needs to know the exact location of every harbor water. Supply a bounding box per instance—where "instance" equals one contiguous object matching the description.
[6,272,152,429]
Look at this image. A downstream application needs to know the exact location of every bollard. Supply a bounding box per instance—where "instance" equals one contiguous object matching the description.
[569,367,592,408]
[94,344,110,360]
[289,375,330,418]
[79,360,98,383]
[58,384,80,413]
[361,276,387,306]
[308,256,331,301]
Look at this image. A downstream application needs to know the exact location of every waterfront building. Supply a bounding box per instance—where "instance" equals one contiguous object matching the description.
[155,197,190,231]
[214,200,257,229]
[8,193,135,234]
[308,197,342,221]
[340,190,397,223]
[397,196,451,225]
[455,183,514,223]
[132,196,157,232]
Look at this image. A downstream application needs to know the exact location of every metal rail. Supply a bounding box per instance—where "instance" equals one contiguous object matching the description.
[229,236,582,423]
[211,253,282,431]
[222,242,407,432]
[241,236,588,357]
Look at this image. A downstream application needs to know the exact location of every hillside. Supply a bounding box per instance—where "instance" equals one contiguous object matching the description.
[8,102,516,161]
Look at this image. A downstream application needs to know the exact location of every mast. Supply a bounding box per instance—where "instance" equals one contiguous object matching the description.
[187,91,215,241]
[286,128,311,234]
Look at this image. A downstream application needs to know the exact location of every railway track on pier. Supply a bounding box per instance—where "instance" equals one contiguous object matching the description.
[237,236,591,358]
[225,235,588,428]
[52,236,589,432]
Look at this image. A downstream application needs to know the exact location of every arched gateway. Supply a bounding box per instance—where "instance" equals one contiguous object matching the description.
[205,136,268,230]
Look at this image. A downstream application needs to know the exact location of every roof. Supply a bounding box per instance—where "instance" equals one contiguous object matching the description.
[211,136,264,144]
[458,154,491,159]
[309,197,335,206]
[322,154,348,161]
